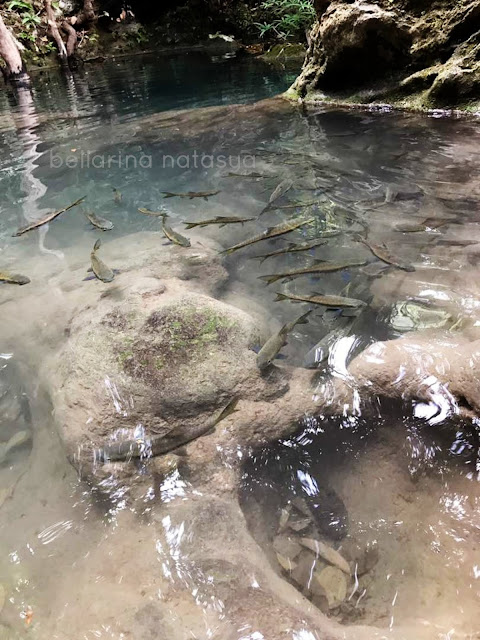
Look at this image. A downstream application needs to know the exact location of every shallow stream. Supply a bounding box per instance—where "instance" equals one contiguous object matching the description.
[0,51,479,639]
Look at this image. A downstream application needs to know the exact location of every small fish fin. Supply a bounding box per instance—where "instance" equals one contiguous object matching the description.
[83,274,96,281]
[274,292,289,302]
[184,223,196,230]
[93,239,101,252]
[295,310,312,326]
[162,192,174,198]
[275,353,288,360]
[214,398,239,426]
[312,291,324,296]
[202,196,209,201]
[258,274,280,285]
[251,345,261,354]
[313,258,327,264]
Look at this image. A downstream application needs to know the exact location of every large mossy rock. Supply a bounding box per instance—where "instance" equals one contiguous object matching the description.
[293,0,480,110]
[52,291,263,463]
[315,2,411,88]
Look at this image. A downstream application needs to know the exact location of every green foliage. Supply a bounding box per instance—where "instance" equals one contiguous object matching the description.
[256,0,315,41]
[6,0,33,11]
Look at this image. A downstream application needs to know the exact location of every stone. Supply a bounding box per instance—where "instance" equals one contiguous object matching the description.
[290,550,317,589]
[288,517,311,532]
[300,538,351,575]
[291,496,312,517]
[276,553,297,573]
[302,2,412,90]
[314,566,348,608]
[292,0,480,111]
[273,534,302,560]
[388,301,452,333]
[343,331,480,417]
[278,506,291,532]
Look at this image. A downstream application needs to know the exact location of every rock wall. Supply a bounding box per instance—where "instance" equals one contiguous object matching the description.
[292,0,480,111]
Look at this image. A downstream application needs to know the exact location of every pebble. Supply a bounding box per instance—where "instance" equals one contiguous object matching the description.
[314,566,347,608]
[276,553,297,572]
[287,517,311,532]
[278,506,291,532]
[300,537,351,575]
[273,534,302,560]
[291,550,316,588]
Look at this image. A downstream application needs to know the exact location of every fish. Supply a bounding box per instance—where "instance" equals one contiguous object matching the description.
[184,216,256,229]
[90,239,115,282]
[226,172,269,179]
[13,196,86,236]
[260,178,294,214]
[221,217,314,255]
[162,217,191,247]
[96,398,239,462]
[251,239,328,263]
[356,237,415,272]
[0,272,30,285]
[258,260,367,285]
[274,291,367,309]
[270,201,316,210]
[162,190,221,201]
[85,211,114,231]
[256,310,311,370]
[269,178,293,204]
[138,207,169,217]
[113,188,122,204]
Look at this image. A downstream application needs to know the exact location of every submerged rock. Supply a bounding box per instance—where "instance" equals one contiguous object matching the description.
[388,301,452,333]
[315,566,348,609]
[300,537,351,575]
[46,235,324,483]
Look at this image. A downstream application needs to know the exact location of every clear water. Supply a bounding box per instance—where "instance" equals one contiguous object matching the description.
[0,52,480,639]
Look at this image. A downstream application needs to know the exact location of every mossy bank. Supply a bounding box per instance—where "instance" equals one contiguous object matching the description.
[291,0,480,114]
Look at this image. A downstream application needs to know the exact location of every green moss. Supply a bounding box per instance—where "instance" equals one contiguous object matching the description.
[283,86,301,101]
[263,43,306,60]
[120,304,238,383]
[118,350,134,364]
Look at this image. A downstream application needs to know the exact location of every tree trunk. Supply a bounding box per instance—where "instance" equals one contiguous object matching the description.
[0,14,25,79]
[77,0,96,26]
[62,21,78,58]
[45,0,68,64]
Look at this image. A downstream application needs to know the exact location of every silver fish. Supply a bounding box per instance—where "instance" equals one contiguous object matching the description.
[257,310,311,370]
